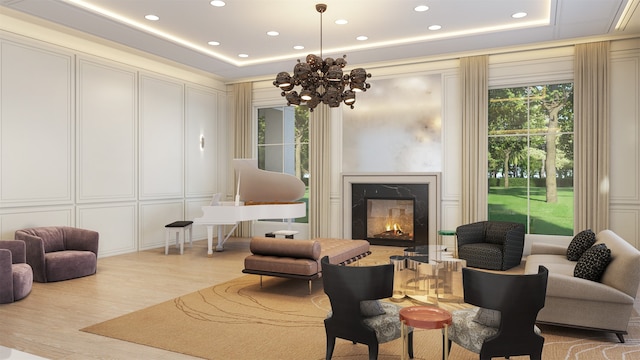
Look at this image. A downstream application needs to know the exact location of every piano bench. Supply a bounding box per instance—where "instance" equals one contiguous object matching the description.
[265,230,299,239]
[164,221,193,255]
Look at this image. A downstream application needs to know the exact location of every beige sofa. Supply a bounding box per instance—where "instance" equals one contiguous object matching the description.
[524,230,640,342]
[242,237,371,292]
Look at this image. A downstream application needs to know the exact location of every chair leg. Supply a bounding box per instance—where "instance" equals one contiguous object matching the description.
[616,333,626,343]
[367,343,379,360]
[326,336,336,360]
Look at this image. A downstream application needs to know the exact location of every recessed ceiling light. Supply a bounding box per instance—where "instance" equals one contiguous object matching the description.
[414,5,429,12]
[267,31,279,36]
[210,1,225,7]
[335,19,348,25]
[512,12,527,19]
[144,14,159,21]
[293,45,304,50]
[238,54,249,58]
[428,25,442,31]
[356,35,368,41]
[208,41,220,46]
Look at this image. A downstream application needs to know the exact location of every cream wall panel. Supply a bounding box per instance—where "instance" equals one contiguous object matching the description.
[441,71,462,206]
[139,75,184,199]
[610,54,639,204]
[0,207,73,239]
[185,85,218,197]
[218,92,231,200]
[139,201,184,250]
[77,58,137,202]
[77,203,137,257]
[0,40,73,206]
[610,208,640,248]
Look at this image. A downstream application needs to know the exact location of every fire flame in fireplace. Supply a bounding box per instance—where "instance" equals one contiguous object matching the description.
[386,223,403,235]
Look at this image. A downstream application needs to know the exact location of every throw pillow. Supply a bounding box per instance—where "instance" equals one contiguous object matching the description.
[473,307,501,328]
[566,229,596,261]
[360,300,386,317]
[574,243,612,282]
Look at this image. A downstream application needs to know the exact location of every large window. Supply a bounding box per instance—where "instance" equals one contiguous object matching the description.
[488,83,574,235]
[257,105,309,223]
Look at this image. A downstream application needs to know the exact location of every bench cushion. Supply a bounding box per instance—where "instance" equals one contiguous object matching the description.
[250,237,321,259]
[244,237,370,278]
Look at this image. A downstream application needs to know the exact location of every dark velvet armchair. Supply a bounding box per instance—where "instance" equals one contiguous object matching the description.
[456,221,525,270]
[15,226,99,283]
[448,266,549,360]
[321,256,413,360]
[0,240,33,303]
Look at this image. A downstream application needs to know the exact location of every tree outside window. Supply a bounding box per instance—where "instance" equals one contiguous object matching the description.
[257,105,309,223]
[488,83,574,235]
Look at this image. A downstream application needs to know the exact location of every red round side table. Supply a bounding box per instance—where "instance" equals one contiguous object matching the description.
[399,306,453,360]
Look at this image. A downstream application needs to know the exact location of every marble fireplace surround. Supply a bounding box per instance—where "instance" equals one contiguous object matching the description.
[342,173,441,247]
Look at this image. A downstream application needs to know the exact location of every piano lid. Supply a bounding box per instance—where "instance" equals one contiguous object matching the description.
[233,159,306,203]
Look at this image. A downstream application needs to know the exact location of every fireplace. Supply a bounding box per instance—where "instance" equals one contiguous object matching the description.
[352,184,428,247]
[343,173,440,248]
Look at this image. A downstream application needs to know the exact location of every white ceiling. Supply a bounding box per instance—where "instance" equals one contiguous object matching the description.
[2,0,639,82]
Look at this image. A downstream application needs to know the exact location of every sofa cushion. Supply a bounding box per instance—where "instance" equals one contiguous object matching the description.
[566,229,596,261]
[44,250,97,282]
[22,227,66,253]
[574,243,611,282]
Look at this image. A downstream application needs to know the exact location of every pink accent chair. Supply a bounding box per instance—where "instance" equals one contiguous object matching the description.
[0,240,33,303]
[15,227,99,283]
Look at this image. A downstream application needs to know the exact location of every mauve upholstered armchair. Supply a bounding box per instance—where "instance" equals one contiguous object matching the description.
[0,240,33,304]
[15,226,99,283]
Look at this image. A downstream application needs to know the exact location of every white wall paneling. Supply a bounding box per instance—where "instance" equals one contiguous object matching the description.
[609,43,640,242]
[0,207,74,239]
[139,200,185,251]
[441,70,462,229]
[610,52,640,204]
[185,85,218,197]
[0,28,224,257]
[0,40,73,207]
[77,203,137,257]
[139,74,184,199]
[610,208,640,249]
[77,57,137,202]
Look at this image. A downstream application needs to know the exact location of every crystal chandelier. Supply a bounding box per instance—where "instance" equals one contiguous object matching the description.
[273,3,372,112]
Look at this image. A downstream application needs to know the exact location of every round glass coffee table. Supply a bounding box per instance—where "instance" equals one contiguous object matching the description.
[399,306,452,360]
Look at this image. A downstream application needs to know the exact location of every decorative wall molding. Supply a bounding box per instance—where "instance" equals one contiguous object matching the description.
[77,57,137,202]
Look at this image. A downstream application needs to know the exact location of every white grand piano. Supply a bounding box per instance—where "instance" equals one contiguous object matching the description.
[194,159,307,255]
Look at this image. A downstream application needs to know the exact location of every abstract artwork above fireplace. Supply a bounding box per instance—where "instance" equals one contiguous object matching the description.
[342,173,440,248]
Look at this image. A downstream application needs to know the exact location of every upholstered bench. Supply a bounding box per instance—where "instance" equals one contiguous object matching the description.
[242,237,371,293]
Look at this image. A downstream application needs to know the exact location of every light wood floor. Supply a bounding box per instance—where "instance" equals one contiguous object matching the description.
[0,237,258,360]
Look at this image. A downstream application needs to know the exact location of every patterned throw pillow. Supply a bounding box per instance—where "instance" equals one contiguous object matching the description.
[473,307,501,328]
[566,229,596,261]
[360,300,386,317]
[574,243,612,282]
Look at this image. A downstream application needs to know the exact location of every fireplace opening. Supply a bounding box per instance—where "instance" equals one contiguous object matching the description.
[367,198,414,241]
[351,183,428,247]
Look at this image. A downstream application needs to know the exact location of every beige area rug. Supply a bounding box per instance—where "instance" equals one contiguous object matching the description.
[82,249,640,360]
